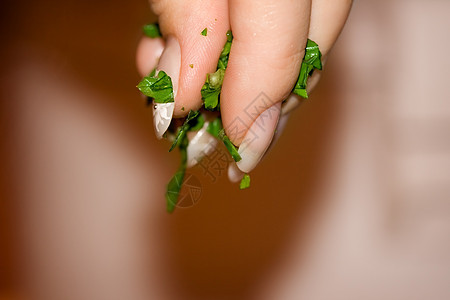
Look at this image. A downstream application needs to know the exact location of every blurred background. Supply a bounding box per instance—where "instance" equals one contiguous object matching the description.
[1,0,449,299]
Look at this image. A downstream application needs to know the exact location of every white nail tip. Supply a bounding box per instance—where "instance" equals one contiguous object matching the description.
[186,124,217,168]
[228,163,244,183]
[236,103,281,173]
[152,102,174,139]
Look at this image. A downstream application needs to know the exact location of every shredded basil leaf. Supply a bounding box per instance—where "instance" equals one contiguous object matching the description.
[142,23,161,38]
[206,118,223,137]
[201,69,225,110]
[239,174,251,189]
[169,110,201,152]
[292,39,322,99]
[218,129,241,162]
[201,28,208,36]
[137,69,174,103]
[166,135,188,213]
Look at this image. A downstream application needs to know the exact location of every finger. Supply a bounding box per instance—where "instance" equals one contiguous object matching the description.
[282,0,353,115]
[136,37,165,77]
[149,0,229,138]
[221,0,311,172]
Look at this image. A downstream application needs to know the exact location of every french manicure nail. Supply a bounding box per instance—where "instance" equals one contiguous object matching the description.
[187,123,218,168]
[152,36,181,138]
[236,102,281,173]
[228,163,244,183]
[153,102,174,139]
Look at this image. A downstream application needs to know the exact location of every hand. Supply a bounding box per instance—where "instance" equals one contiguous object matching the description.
[136,0,352,179]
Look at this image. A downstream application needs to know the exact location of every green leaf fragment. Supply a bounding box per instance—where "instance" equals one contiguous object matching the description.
[137,69,174,103]
[217,30,233,70]
[201,28,208,36]
[218,129,241,162]
[239,174,251,189]
[206,118,223,137]
[169,110,200,152]
[201,69,225,110]
[292,39,323,99]
[166,135,188,213]
[142,23,161,38]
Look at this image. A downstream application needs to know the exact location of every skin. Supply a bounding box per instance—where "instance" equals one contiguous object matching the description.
[136,0,353,144]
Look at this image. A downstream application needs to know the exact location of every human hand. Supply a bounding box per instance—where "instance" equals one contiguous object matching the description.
[136,0,352,179]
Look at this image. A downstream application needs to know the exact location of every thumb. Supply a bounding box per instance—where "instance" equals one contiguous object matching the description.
[148,0,229,138]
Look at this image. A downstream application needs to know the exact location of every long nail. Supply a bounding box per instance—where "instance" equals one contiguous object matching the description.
[236,102,281,173]
[186,123,218,168]
[228,163,244,183]
[153,36,181,139]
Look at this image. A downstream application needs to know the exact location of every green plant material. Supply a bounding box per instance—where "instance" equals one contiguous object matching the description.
[166,135,188,213]
[292,39,323,99]
[142,23,161,38]
[169,110,202,152]
[217,30,233,70]
[239,174,251,189]
[201,28,208,36]
[218,129,241,162]
[189,64,194,68]
[137,69,174,103]
[201,69,225,110]
[206,117,223,137]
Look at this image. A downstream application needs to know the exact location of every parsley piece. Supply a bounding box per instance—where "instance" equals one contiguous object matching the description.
[217,30,233,70]
[201,28,208,36]
[218,129,241,162]
[169,110,204,152]
[293,39,322,99]
[206,117,223,137]
[166,134,188,213]
[201,69,225,110]
[142,23,161,38]
[137,69,174,103]
[239,174,251,189]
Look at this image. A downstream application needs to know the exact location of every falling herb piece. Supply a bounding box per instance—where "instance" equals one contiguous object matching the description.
[137,69,174,103]
[142,23,161,38]
[292,39,322,99]
[218,129,241,162]
[166,135,188,213]
[169,110,204,152]
[239,174,251,189]
[201,28,208,36]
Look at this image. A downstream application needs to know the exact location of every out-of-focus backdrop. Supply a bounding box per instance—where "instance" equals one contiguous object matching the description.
[1,0,450,299]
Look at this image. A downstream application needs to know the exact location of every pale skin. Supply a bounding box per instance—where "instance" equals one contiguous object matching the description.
[136,0,353,174]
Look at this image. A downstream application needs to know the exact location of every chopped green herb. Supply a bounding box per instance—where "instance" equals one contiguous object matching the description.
[201,69,225,110]
[169,110,201,152]
[166,135,188,213]
[206,118,223,137]
[218,129,241,162]
[217,30,233,70]
[239,174,251,189]
[201,28,208,36]
[181,106,185,111]
[292,39,322,99]
[142,23,161,38]
[189,64,194,68]
[137,69,174,103]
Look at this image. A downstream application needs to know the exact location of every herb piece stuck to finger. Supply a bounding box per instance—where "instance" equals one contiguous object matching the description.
[137,26,322,212]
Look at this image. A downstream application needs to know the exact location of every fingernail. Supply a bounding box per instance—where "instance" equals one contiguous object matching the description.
[152,102,174,139]
[228,163,244,183]
[265,113,290,155]
[187,123,218,168]
[153,36,181,138]
[236,102,281,173]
